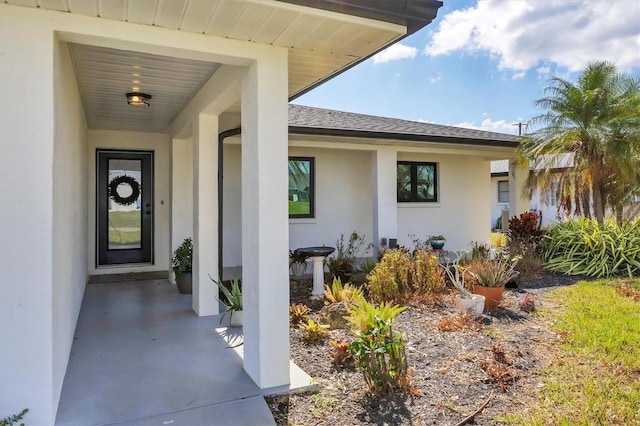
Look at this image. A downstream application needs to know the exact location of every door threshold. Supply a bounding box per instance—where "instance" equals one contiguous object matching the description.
[89,270,169,284]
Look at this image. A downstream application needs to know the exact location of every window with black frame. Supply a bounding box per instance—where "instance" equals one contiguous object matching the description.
[498,180,509,203]
[288,157,315,218]
[397,161,438,202]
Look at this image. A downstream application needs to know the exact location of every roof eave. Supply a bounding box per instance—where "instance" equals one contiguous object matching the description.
[288,126,521,149]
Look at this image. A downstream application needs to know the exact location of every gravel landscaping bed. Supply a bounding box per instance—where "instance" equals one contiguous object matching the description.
[266,272,583,425]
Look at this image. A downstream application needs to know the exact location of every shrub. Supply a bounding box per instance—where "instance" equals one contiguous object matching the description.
[299,319,330,342]
[542,217,640,277]
[345,300,408,394]
[466,255,519,288]
[507,212,544,279]
[324,277,364,304]
[412,250,445,294]
[366,249,445,303]
[289,303,309,326]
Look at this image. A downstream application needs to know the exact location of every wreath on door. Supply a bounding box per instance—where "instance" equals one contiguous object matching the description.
[108,175,140,206]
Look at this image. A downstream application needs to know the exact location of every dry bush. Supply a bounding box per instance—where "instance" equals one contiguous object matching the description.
[518,294,536,312]
[328,340,353,366]
[367,249,446,303]
[617,285,640,301]
[289,303,309,326]
[479,340,519,391]
[437,312,482,332]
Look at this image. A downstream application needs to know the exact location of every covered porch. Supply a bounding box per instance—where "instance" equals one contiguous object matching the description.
[55,278,313,425]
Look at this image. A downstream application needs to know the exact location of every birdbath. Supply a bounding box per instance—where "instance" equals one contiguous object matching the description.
[295,246,335,300]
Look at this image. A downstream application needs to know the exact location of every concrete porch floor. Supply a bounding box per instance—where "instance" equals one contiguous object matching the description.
[56,279,278,426]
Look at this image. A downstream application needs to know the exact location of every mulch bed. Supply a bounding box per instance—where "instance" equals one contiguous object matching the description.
[266,272,585,425]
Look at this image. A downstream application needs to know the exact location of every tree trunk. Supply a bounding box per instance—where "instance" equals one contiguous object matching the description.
[592,179,605,225]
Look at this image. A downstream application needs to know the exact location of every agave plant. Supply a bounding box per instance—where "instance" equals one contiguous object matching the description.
[210,276,243,323]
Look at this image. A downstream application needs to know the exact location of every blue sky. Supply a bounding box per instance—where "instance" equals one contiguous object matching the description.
[292,0,640,135]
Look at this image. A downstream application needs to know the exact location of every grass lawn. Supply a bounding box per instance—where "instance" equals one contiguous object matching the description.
[505,278,640,425]
[289,201,310,216]
[108,230,141,246]
[109,210,140,228]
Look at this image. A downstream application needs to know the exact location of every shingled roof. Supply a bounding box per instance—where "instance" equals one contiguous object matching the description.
[288,104,520,148]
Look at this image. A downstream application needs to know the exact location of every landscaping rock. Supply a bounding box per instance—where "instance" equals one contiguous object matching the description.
[319,301,350,329]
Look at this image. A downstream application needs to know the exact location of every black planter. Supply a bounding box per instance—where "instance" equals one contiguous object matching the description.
[176,271,192,294]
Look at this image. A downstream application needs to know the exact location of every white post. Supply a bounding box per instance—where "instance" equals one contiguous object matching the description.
[192,114,219,316]
[241,51,290,389]
[372,148,398,255]
[509,160,530,219]
[171,137,193,283]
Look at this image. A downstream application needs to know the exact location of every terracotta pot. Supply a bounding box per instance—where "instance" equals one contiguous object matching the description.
[454,294,485,318]
[472,285,504,310]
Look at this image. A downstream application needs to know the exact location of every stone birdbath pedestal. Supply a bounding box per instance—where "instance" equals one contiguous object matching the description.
[295,246,335,300]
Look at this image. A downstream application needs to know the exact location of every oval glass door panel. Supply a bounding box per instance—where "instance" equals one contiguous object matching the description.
[108,159,142,249]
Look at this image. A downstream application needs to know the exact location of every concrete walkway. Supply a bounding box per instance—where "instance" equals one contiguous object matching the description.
[55,280,276,426]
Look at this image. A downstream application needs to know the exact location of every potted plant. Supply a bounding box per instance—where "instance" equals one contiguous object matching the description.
[467,254,519,310]
[442,252,485,317]
[211,277,243,327]
[427,235,446,250]
[171,238,192,294]
[289,249,309,277]
[327,231,372,283]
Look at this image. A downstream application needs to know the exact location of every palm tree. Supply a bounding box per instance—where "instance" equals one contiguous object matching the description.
[519,61,640,224]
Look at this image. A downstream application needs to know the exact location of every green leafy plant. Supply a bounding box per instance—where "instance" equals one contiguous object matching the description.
[0,409,28,426]
[210,276,243,323]
[289,249,309,264]
[345,299,409,394]
[171,238,192,277]
[470,241,491,260]
[299,319,330,342]
[542,217,640,277]
[324,277,364,304]
[466,255,520,288]
[289,303,310,325]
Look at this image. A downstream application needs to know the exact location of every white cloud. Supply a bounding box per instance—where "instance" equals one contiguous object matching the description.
[454,118,518,134]
[425,0,640,73]
[429,75,442,83]
[373,43,417,64]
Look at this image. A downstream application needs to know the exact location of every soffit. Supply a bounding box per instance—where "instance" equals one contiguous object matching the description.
[4,0,440,133]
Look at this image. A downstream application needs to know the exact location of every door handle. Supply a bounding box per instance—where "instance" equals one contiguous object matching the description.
[145,211,151,215]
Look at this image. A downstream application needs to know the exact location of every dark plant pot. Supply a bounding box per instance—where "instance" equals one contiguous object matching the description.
[472,284,504,310]
[176,271,192,294]
[430,240,445,250]
[332,264,354,284]
[505,271,521,289]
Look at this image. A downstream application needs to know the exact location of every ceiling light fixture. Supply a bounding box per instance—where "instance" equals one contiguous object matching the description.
[126,92,152,107]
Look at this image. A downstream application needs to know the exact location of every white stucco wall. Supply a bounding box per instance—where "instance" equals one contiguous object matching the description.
[397,152,491,251]
[88,130,171,275]
[221,144,374,268]
[0,12,56,425]
[52,38,89,414]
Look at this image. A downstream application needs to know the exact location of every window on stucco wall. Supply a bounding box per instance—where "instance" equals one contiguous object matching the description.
[397,161,438,202]
[498,180,509,203]
[289,157,315,218]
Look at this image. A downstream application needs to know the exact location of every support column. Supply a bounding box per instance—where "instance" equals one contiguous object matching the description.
[241,51,290,388]
[192,114,219,316]
[509,159,530,218]
[170,137,193,283]
[372,148,398,254]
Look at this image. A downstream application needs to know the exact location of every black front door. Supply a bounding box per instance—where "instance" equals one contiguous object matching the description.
[97,150,153,266]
